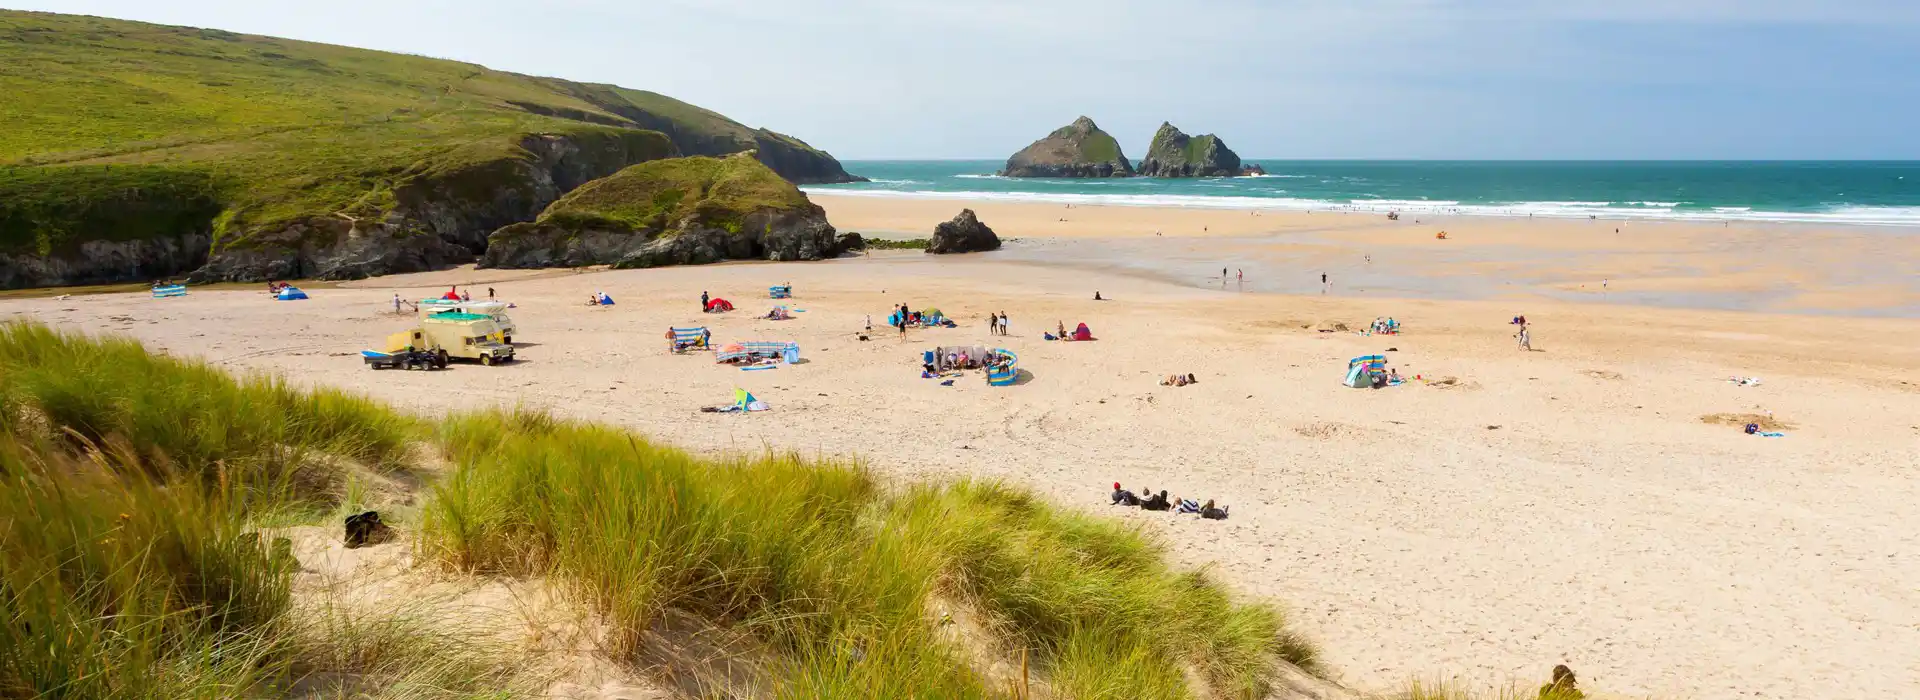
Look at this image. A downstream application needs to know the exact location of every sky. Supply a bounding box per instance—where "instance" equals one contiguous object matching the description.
[11,0,1920,160]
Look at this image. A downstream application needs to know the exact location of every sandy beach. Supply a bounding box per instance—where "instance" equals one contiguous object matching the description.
[8,201,1920,699]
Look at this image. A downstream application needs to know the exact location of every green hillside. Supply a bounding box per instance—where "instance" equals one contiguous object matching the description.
[0,10,858,286]
[537,152,813,233]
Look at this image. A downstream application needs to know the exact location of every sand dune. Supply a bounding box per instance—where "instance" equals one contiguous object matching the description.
[9,209,1920,699]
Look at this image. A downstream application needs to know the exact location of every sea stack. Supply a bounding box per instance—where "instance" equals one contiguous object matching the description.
[927,209,1001,254]
[1136,122,1244,178]
[1000,116,1135,178]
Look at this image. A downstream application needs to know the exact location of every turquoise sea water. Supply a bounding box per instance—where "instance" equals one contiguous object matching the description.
[807,161,1920,227]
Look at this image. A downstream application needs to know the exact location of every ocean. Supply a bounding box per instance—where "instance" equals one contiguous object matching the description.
[806,161,1920,227]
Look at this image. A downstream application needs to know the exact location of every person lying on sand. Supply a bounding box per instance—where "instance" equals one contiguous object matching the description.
[1200,500,1229,520]
[1176,497,1200,514]
[1140,490,1171,511]
[1110,482,1140,506]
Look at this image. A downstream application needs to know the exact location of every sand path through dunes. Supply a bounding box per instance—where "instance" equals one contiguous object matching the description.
[8,254,1920,699]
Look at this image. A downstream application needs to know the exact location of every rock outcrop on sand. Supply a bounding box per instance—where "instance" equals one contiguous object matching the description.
[1000,117,1135,178]
[1136,122,1244,178]
[927,209,1001,254]
[481,153,846,269]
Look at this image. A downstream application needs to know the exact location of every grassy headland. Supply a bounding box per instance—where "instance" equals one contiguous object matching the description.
[0,10,855,271]
[534,153,815,235]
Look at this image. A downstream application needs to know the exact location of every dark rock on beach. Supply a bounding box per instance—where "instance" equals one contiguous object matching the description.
[1000,117,1135,178]
[1136,122,1244,178]
[927,209,1001,254]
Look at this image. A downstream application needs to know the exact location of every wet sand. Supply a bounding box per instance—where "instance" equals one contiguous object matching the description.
[817,194,1920,317]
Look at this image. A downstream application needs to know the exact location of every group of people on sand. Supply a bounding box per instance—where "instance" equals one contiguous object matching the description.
[1161,373,1198,387]
[1109,483,1228,520]
[985,311,1010,335]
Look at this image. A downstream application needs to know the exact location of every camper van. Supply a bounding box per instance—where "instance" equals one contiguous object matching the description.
[381,314,516,366]
[418,299,516,344]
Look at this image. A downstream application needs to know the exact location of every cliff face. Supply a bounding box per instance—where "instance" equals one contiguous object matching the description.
[187,129,678,283]
[1000,117,1135,178]
[481,153,845,270]
[1136,123,1243,178]
[0,233,210,289]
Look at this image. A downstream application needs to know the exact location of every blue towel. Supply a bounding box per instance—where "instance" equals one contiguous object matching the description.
[742,365,777,371]
[1758,431,1785,438]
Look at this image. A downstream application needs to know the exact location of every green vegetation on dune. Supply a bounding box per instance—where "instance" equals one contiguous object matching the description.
[424,412,1310,698]
[537,153,813,234]
[0,9,854,278]
[0,322,1623,698]
[0,321,1310,698]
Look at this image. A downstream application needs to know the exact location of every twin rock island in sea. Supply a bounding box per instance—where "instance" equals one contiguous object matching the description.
[999,116,1265,179]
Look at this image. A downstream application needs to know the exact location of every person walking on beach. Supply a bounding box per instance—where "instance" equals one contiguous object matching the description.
[1321,272,1329,295]
[1221,266,1227,281]
[986,313,997,335]
[392,294,402,314]
[701,290,709,312]
[1237,268,1243,285]
[998,311,1009,336]
[487,286,495,300]
[1516,323,1532,352]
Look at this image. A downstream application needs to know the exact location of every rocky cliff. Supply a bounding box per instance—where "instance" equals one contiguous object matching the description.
[1000,117,1135,178]
[927,209,1001,254]
[481,153,845,270]
[1136,123,1243,178]
[187,128,679,283]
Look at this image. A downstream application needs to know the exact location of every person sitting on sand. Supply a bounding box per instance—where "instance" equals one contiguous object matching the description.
[1200,500,1229,520]
[1186,373,1197,385]
[1094,291,1103,300]
[1110,482,1140,506]
[1140,490,1172,511]
[1537,665,1584,699]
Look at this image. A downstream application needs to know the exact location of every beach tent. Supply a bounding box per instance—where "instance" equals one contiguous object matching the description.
[597,293,615,305]
[920,307,945,323]
[275,286,309,301]
[1345,354,1387,388]
[733,388,769,412]
[705,298,734,313]
[441,287,461,300]
[1071,323,1093,341]
[770,285,792,299]
[152,284,188,298]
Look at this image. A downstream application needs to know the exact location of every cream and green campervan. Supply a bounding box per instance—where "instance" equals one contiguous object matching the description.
[418,299,516,344]
[382,314,515,366]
